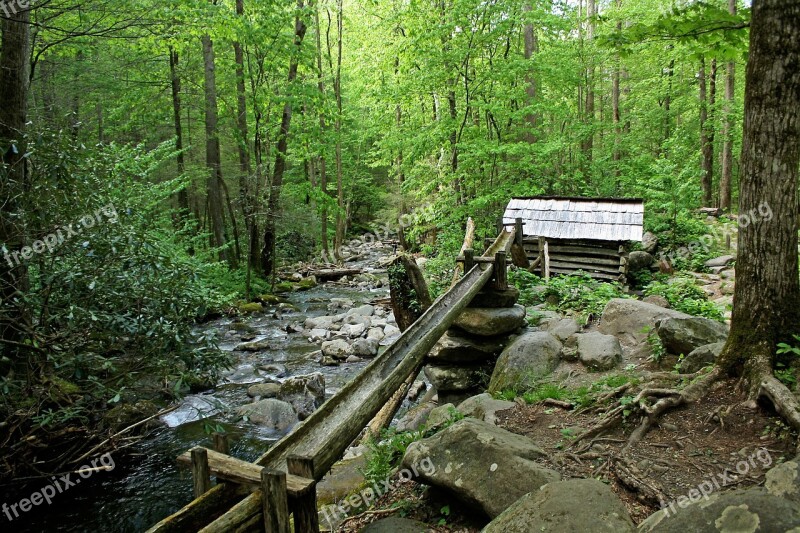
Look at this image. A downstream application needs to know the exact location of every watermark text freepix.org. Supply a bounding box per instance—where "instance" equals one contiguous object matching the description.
[320,456,435,527]
[659,447,772,517]
[658,201,773,268]
[2,452,115,522]
[3,203,118,268]
[1,0,33,18]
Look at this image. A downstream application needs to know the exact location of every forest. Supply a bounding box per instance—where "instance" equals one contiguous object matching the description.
[1,0,800,531]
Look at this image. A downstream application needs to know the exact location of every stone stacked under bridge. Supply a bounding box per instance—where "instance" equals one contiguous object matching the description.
[424,286,525,405]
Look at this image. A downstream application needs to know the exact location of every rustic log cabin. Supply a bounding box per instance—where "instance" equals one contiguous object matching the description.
[502,196,644,283]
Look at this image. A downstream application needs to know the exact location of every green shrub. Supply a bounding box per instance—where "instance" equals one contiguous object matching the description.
[511,270,630,324]
[643,277,724,321]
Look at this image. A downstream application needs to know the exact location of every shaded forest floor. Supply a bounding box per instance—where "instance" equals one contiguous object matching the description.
[336,378,798,531]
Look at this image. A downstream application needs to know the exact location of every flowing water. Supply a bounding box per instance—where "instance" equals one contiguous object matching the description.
[6,253,392,532]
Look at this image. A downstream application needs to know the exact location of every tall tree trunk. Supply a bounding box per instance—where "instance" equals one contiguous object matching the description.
[717,0,800,391]
[202,32,236,268]
[699,56,714,206]
[612,0,622,181]
[333,0,346,263]
[523,3,538,143]
[580,0,596,168]
[233,0,259,270]
[720,0,737,211]
[314,6,329,258]
[262,0,311,277]
[0,6,31,364]
[169,47,190,219]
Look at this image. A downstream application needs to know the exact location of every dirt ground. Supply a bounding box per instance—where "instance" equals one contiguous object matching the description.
[336,378,798,532]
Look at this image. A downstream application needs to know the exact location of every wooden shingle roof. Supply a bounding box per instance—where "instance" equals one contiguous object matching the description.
[503,196,644,242]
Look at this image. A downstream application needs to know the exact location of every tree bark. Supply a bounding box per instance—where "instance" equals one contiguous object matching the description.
[233,0,259,270]
[262,0,311,277]
[169,47,191,219]
[202,31,237,269]
[313,6,329,258]
[699,56,714,206]
[717,0,800,391]
[332,0,346,264]
[0,5,31,363]
[523,3,538,143]
[720,0,737,211]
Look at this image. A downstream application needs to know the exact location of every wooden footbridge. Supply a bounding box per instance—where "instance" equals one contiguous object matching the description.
[147,228,517,533]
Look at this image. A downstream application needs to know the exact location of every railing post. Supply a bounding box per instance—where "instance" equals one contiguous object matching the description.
[496,217,504,235]
[515,218,524,246]
[261,468,290,533]
[464,249,475,274]
[191,448,211,498]
[212,432,229,455]
[494,251,508,290]
[287,455,319,533]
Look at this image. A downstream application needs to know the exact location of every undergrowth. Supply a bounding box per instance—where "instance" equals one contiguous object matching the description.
[643,276,724,321]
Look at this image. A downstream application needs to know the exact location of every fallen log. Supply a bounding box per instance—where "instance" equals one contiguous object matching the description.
[306,268,361,282]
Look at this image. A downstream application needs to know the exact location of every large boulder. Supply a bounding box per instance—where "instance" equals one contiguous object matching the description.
[704,255,735,268]
[457,393,515,425]
[488,332,562,394]
[424,364,486,392]
[277,373,325,420]
[483,478,635,533]
[428,330,507,364]
[236,399,297,432]
[599,299,688,346]
[321,339,352,360]
[351,337,380,357]
[453,305,526,337]
[401,418,560,518]
[576,332,623,371]
[247,382,280,399]
[656,317,728,356]
[638,487,800,532]
[680,342,725,373]
[628,251,655,272]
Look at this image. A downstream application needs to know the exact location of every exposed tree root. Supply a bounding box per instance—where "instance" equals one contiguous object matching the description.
[612,455,668,507]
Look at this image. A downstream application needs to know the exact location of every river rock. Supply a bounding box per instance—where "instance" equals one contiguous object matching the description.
[259,363,288,378]
[547,317,580,341]
[680,342,725,373]
[351,337,379,357]
[322,339,352,360]
[656,317,728,356]
[639,486,800,532]
[340,323,367,338]
[401,418,560,518]
[367,327,385,341]
[235,339,272,352]
[346,304,375,317]
[453,305,526,337]
[308,328,329,342]
[236,399,297,432]
[576,332,623,371]
[383,323,401,336]
[468,288,520,308]
[483,478,635,533]
[278,373,325,419]
[247,382,280,399]
[424,364,486,392]
[428,330,507,363]
[488,332,562,394]
[305,315,337,330]
[599,298,689,346]
[457,393,515,425]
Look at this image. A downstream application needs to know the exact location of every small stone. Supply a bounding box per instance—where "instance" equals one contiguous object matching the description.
[351,338,379,357]
[247,382,280,399]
